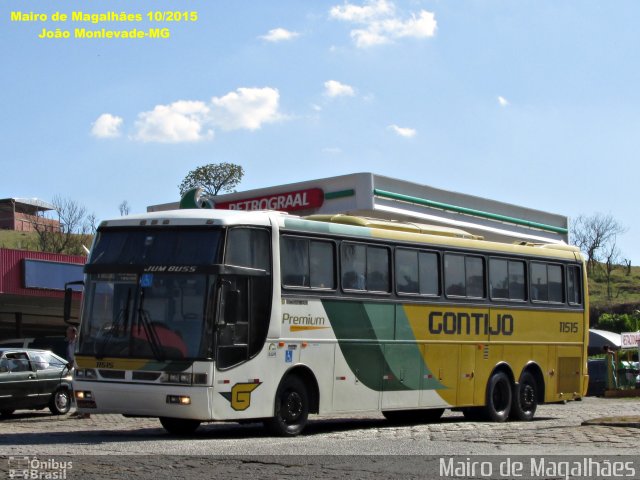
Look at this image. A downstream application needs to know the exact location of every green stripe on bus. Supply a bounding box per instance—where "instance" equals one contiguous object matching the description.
[322,300,445,392]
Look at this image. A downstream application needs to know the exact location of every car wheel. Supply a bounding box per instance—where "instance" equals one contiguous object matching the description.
[264,375,309,436]
[0,409,15,418]
[49,388,71,415]
[159,417,201,435]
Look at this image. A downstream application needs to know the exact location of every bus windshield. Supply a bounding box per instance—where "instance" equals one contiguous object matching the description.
[78,227,223,360]
[78,273,212,360]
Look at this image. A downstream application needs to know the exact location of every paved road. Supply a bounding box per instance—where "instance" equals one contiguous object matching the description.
[0,397,639,479]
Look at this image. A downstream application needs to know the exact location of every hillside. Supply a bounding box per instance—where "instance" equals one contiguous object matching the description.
[0,230,39,251]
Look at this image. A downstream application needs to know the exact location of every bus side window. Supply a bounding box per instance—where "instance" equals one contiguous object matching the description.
[225,228,270,271]
[567,266,582,305]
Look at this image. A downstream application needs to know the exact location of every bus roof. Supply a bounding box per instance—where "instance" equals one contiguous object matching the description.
[98,208,280,228]
[100,209,583,262]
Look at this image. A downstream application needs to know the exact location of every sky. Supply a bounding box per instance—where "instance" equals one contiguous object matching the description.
[1,1,639,263]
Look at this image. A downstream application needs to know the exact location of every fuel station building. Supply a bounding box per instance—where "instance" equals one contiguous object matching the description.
[149,172,569,245]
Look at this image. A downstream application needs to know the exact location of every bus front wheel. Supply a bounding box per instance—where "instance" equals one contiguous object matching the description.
[265,375,309,436]
[510,371,538,421]
[483,371,512,422]
[159,417,201,435]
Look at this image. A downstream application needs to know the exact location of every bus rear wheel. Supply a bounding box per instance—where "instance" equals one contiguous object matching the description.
[483,371,512,422]
[264,375,309,436]
[159,417,201,435]
[510,371,538,421]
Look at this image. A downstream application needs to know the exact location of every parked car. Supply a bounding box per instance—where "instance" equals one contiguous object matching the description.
[587,358,607,396]
[0,337,67,360]
[0,348,72,417]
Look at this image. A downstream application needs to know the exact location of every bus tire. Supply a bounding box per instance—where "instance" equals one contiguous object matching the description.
[510,371,538,421]
[483,371,512,422]
[159,417,201,435]
[265,375,309,436]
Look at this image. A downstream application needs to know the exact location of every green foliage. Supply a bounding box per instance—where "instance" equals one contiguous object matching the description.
[596,313,639,333]
[178,163,244,197]
[0,230,39,251]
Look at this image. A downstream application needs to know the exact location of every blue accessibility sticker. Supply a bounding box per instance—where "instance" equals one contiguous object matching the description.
[285,350,293,363]
[140,274,154,288]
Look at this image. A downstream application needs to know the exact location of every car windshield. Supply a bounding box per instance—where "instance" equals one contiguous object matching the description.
[78,273,212,360]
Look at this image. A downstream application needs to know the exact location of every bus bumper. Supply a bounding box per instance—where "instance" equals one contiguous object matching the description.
[73,380,212,420]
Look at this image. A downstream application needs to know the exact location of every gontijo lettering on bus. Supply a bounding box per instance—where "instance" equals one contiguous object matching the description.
[428,311,514,336]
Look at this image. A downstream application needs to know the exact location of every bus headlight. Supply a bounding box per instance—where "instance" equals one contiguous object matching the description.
[166,395,191,405]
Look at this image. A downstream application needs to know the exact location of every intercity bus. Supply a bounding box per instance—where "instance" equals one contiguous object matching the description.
[69,207,588,435]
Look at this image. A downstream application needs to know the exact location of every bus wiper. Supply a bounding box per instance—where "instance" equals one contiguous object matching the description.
[137,290,164,361]
[96,288,132,359]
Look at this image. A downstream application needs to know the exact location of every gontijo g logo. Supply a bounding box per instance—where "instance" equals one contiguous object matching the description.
[220,382,261,411]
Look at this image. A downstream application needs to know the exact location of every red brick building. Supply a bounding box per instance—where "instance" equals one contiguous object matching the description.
[0,197,60,232]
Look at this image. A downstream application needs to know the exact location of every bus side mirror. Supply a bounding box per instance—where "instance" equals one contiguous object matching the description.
[63,280,84,324]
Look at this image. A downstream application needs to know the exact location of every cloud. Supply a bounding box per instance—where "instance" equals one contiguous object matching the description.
[324,80,356,98]
[128,87,283,142]
[133,101,212,143]
[322,147,342,154]
[388,124,416,138]
[498,96,509,107]
[330,0,436,48]
[211,87,282,131]
[330,0,394,22]
[260,28,300,42]
[91,113,123,138]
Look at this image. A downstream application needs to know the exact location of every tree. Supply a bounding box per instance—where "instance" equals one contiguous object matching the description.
[178,163,244,197]
[603,241,621,300]
[570,213,625,274]
[119,200,130,216]
[34,195,94,255]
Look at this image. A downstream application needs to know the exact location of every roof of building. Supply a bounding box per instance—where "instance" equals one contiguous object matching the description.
[0,198,56,212]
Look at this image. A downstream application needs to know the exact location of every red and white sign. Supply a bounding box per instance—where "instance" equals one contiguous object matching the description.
[214,188,324,213]
[621,332,640,348]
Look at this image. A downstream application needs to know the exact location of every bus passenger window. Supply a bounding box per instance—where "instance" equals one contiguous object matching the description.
[548,264,564,303]
[445,254,465,296]
[396,249,439,296]
[418,252,439,296]
[567,266,582,305]
[341,244,366,290]
[310,241,335,289]
[280,237,335,289]
[367,246,390,292]
[396,249,419,294]
[226,228,270,271]
[465,256,485,298]
[489,259,509,299]
[530,262,548,301]
[281,237,310,287]
[490,259,525,301]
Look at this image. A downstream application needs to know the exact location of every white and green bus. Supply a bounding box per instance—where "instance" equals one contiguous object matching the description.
[70,207,588,435]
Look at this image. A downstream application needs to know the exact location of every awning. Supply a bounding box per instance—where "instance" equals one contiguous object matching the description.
[588,329,622,356]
